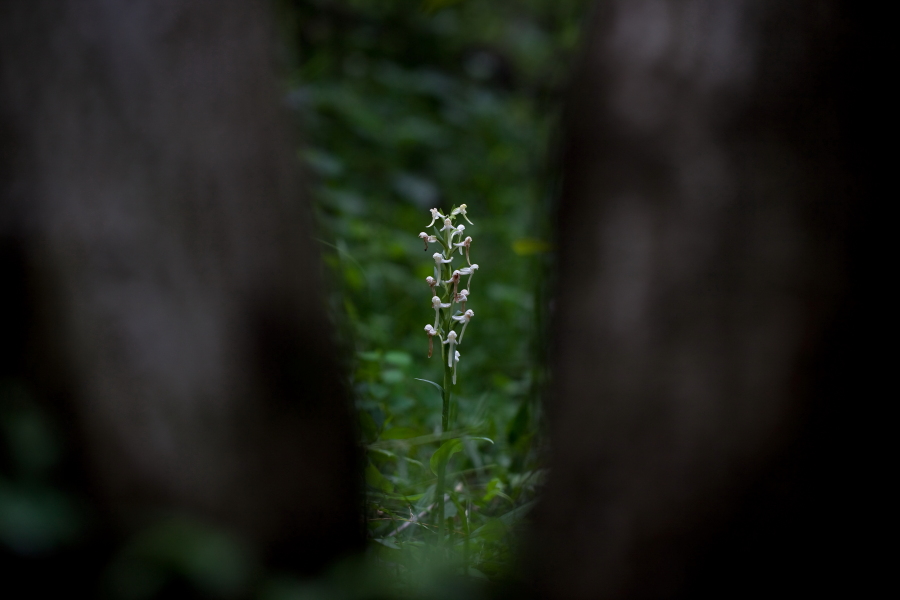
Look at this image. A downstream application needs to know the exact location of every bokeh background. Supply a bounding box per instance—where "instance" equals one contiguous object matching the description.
[279,0,593,587]
[1,0,593,597]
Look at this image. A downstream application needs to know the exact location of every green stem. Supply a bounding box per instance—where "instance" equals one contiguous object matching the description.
[436,347,452,546]
[436,220,455,548]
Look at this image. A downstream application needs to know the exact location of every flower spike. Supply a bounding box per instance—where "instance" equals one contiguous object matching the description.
[420,205,478,391]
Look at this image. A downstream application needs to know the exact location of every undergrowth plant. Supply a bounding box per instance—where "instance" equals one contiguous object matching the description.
[419,204,487,549]
[362,206,545,587]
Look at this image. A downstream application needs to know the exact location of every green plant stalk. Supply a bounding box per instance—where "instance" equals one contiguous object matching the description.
[435,232,456,547]
[436,300,453,546]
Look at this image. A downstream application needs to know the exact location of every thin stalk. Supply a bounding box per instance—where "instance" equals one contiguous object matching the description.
[435,221,455,548]
[436,349,452,546]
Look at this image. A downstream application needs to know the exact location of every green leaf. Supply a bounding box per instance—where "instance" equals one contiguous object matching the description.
[498,500,537,527]
[467,500,537,542]
[365,463,394,493]
[380,427,421,440]
[483,477,507,502]
[373,537,401,550]
[430,439,463,475]
[428,436,491,475]
[471,518,507,543]
[413,378,443,394]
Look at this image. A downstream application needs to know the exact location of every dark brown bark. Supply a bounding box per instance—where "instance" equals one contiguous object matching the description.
[1,0,359,572]
[530,1,878,598]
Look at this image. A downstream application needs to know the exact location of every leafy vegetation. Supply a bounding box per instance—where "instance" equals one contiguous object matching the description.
[280,0,592,589]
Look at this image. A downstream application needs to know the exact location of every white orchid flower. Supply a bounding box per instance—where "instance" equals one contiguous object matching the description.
[418,231,438,250]
[432,252,453,284]
[424,324,439,358]
[427,208,445,228]
[452,309,474,343]
[454,288,469,308]
[425,275,437,296]
[449,269,462,295]
[449,224,465,244]
[457,264,478,291]
[453,235,472,262]
[442,330,458,368]
[452,350,461,384]
[450,204,473,225]
[432,295,451,328]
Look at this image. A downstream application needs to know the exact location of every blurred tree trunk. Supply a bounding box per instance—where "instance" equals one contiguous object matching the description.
[531,1,877,597]
[0,0,359,570]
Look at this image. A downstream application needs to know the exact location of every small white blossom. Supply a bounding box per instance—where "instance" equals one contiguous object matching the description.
[449,269,462,295]
[425,275,437,295]
[424,324,439,358]
[449,224,465,244]
[418,231,438,250]
[440,218,455,233]
[453,236,472,262]
[432,295,451,328]
[452,309,474,343]
[452,350,461,384]
[454,288,469,307]
[458,264,478,291]
[441,330,458,367]
[432,252,453,284]
[450,204,473,225]
[427,208,445,228]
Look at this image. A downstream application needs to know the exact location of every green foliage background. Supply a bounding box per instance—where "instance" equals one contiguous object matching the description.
[280,0,592,586]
